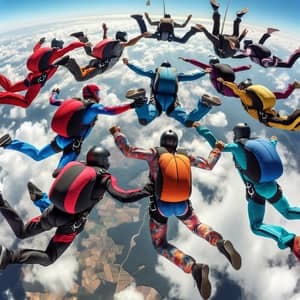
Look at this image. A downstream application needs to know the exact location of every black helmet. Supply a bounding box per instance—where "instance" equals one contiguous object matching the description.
[160,61,171,68]
[233,123,251,142]
[115,31,128,42]
[243,39,253,49]
[238,78,252,90]
[51,38,64,49]
[86,146,110,169]
[160,130,178,150]
[209,57,220,65]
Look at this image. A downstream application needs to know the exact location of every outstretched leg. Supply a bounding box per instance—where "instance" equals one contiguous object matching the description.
[276,49,300,68]
[272,194,300,220]
[131,15,148,34]
[267,110,300,131]
[247,198,295,249]
[172,27,200,44]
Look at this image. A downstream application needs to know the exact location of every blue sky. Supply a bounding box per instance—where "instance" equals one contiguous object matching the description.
[0,0,299,35]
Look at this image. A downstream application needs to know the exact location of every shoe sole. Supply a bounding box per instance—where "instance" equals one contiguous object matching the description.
[126,89,146,99]
[0,245,7,269]
[202,94,222,106]
[200,264,211,299]
[224,240,242,270]
[0,134,11,147]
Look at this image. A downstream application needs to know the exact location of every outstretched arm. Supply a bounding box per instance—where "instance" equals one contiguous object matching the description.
[33,37,46,52]
[123,58,155,78]
[91,103,133,116]
[144,12,159,26]
[174,15,192,28]
[105,175,152,203]
[110,126,156,161]
[51,41,86,61]
[188,146,221,170]
[218,78,244,98]
[232,64,252,72]
[121,32,151,48]
[177,70,207,81]
[178,57,209,69]
[273,83,296,99]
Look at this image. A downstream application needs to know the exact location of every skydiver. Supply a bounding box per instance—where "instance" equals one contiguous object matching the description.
[109,125,241,299]
[0,84,145,177]
[195,0,248,58]
[131,12,201,43]
[194,122,300,260]
[232,28,300,68]
[217,77,300,131]
[0,146,152,269]
[179,56,251,97]
[0,38,85,108]
[58,23,151,81]
[122,57,221,127]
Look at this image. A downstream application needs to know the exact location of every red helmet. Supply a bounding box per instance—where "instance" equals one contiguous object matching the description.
[82,84,100,102]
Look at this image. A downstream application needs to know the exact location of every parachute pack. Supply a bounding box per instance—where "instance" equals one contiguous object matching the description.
[245,85,276,111]
[236,138,283,183]
[155,147,191,202]
[92,39,123,70]
[153,66,178,97]
[51,99,94,138]
[49,161,106,214]
[212,63,235,82]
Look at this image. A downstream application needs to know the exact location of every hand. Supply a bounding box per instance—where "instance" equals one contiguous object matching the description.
[109,125,121,135]
[144,12,149,17]
[215,140,225,151]
[178,56,186,61]
[205,67,212,73]
[270,136,277,141]
[187,14,192,19]
[85,42,92,48]
[52,88,60,94]
[39,37,46,44]
[195,24,205,30]
[142,31,152,37]
[217,77,224,83]
[130,97,146,108]
[247,64,252,69]
[192,121,201,128]
[123,58,129,65]
[143,183,154,194]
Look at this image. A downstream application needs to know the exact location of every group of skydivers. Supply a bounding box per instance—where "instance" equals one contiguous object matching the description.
[0,1,299,299]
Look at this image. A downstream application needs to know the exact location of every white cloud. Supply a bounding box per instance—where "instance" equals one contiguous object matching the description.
[114,284,144,300]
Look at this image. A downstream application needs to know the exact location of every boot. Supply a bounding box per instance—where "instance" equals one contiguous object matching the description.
[201,94,222,107]
[0,245,10,270]
[210,0,219,10]
[70,32,88,43]
[236,8,248,18]
[53,55,70,67]
[27,182,43,202]
[217,240,242,270]
[126,88,146,100]
[192,263,211,299]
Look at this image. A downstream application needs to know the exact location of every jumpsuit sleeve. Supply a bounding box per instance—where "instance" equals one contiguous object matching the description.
[173,16,191,28]
[113,132,156,161]
[145,14,159,26]
[90,103,132,116]
[121,34,144,47]
[182,59,209,69]
[33,41,42,52]
[233,65,252,72]
[177,71,207,82]
[127,63,155,78]
[222,81,245,98]
[104,175,151,203]
[51,41,86,61]
[188,148,221,170]
[273,84,294,99]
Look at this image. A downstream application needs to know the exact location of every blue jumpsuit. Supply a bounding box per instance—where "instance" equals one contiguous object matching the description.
[126,63,211,126]
[196,125,300,249]
[4,99,132,174]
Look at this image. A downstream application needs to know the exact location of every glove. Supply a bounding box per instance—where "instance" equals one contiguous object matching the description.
[143,183,154,194]
[130,97,146,108]
[39,37,46,44]
[109,125,121,135]
[52,88,60,94]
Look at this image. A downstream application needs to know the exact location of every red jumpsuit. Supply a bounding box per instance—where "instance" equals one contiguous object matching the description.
[0,40,85,108]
